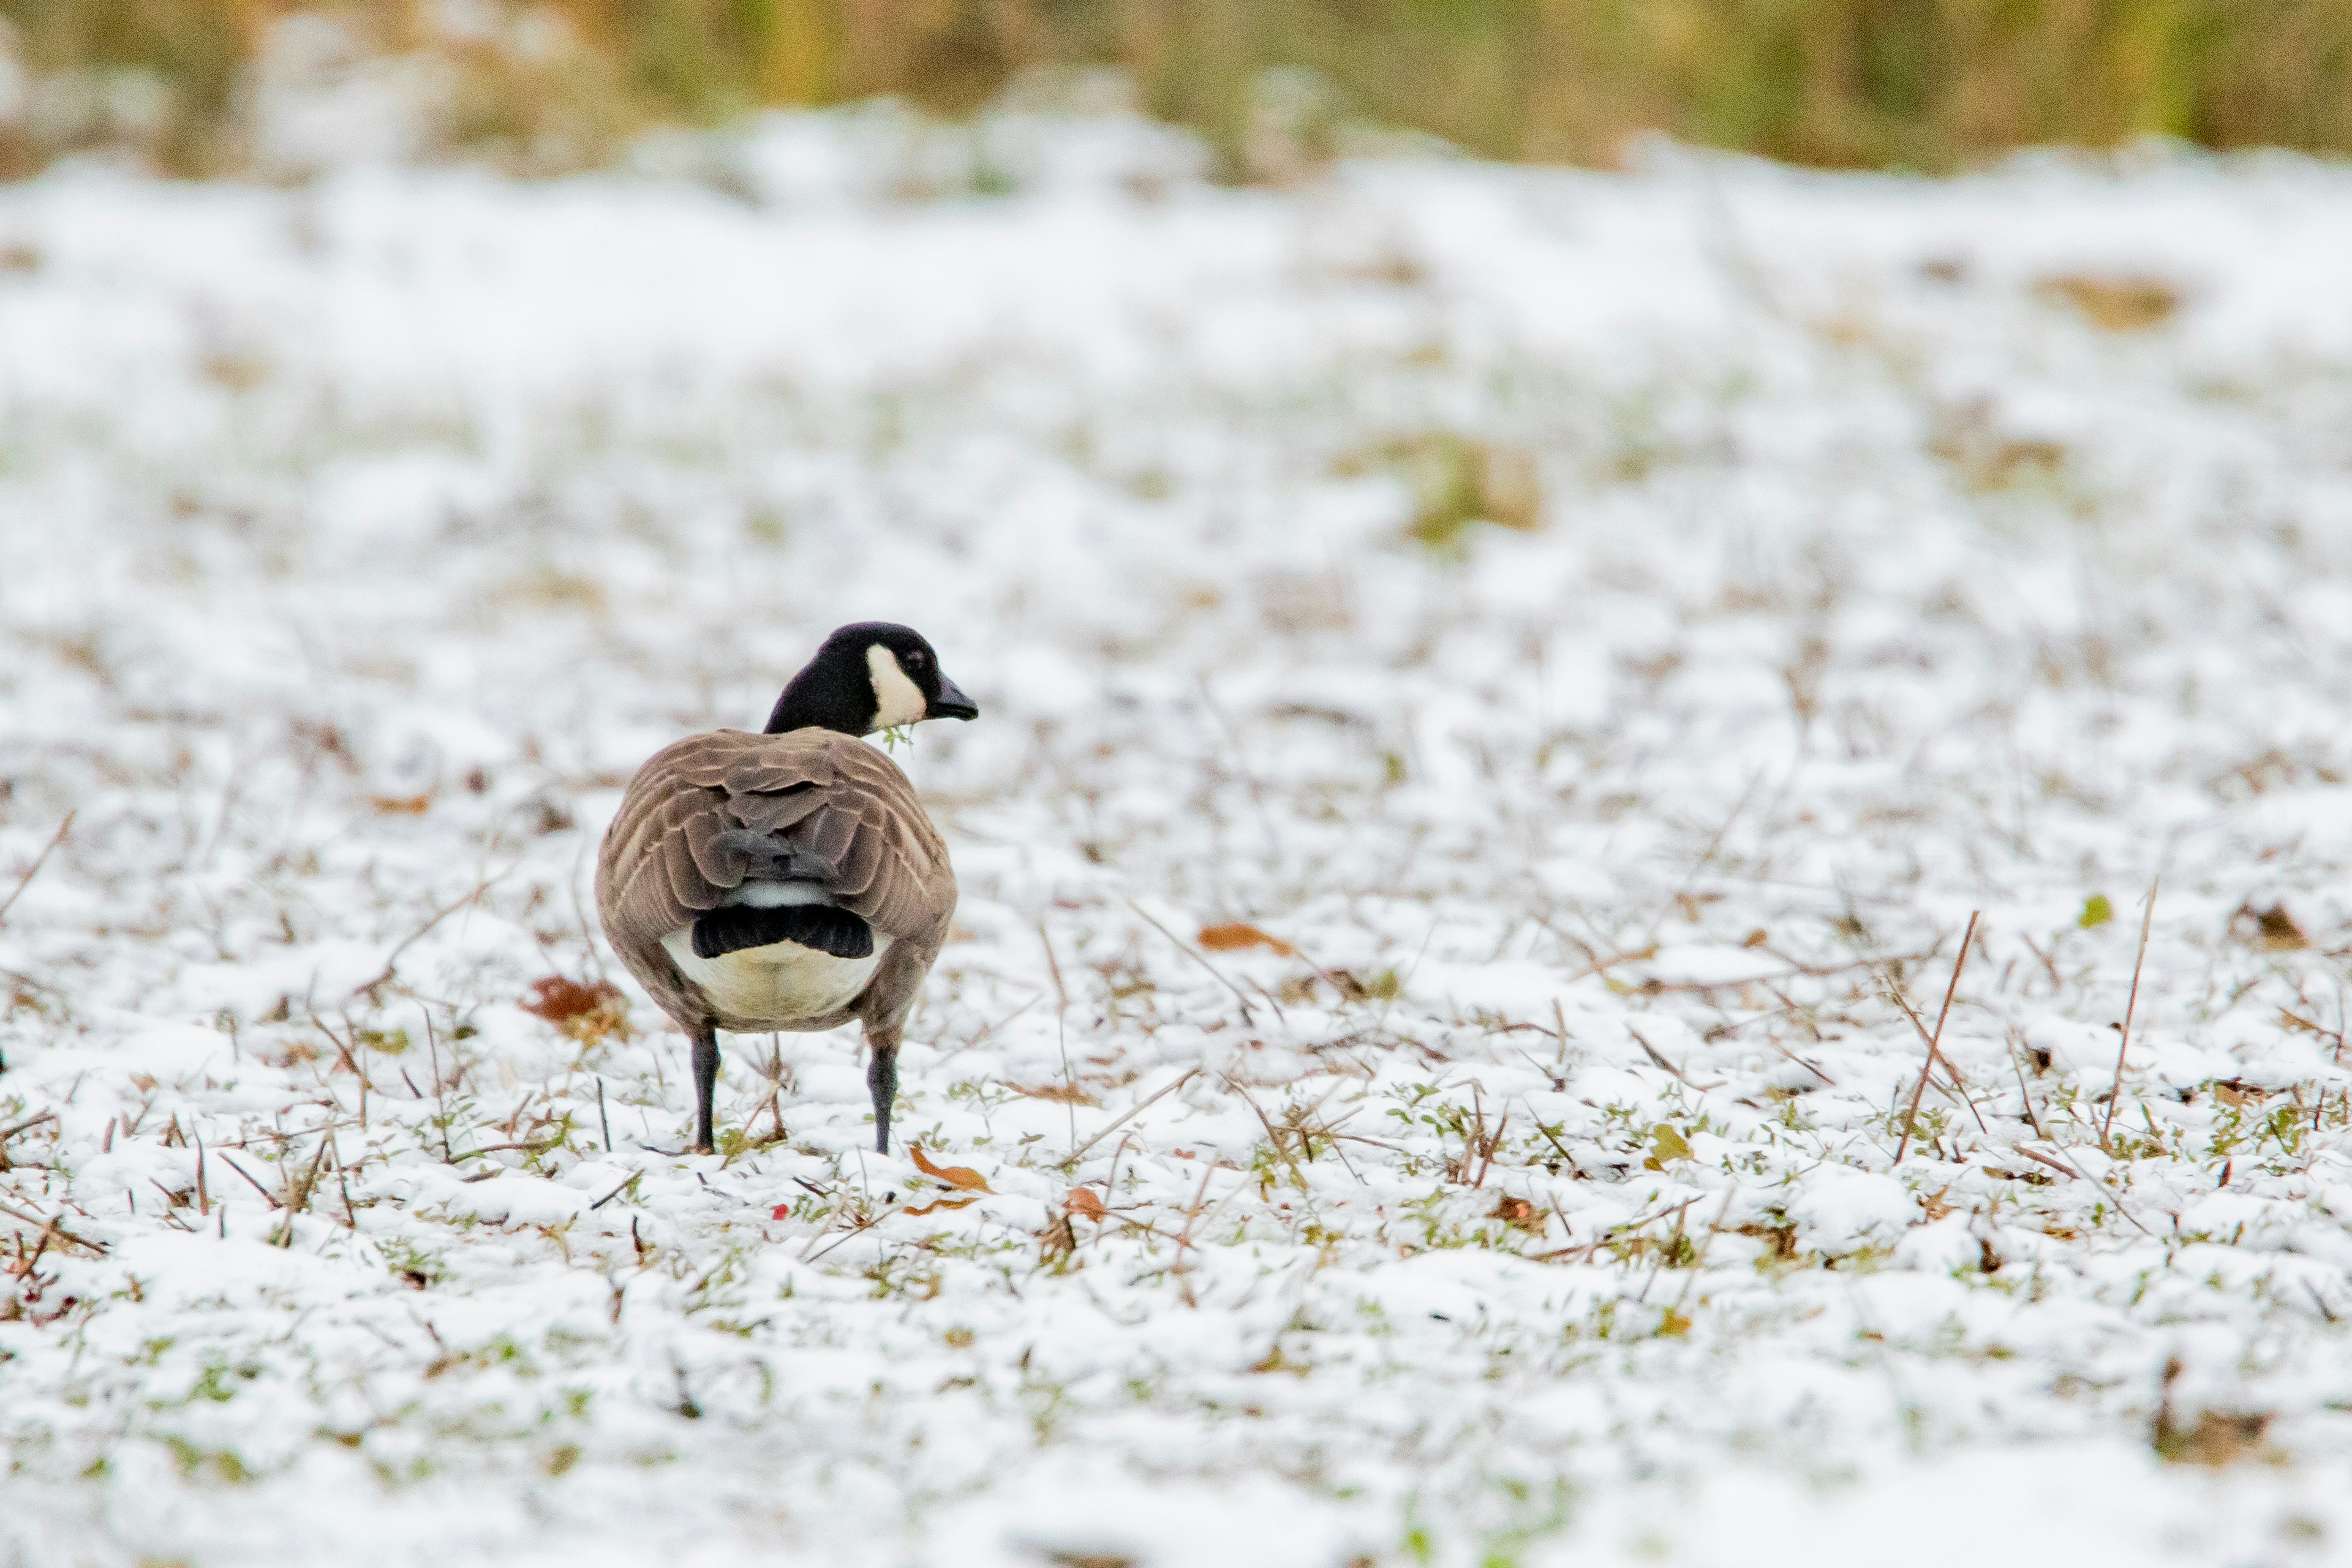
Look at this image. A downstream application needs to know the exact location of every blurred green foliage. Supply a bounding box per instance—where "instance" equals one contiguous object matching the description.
[2,0,2350,178]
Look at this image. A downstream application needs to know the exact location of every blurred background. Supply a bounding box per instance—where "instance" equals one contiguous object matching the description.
[4,0,2351,183]
[10,3,2352,1564]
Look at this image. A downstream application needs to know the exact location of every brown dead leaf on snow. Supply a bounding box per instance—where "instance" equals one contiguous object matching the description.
[2156,1359,2273,1466]
[1488,1195,1544,1235]
[905,1197,979,1217]
[371,794,432,815]
[1065,1188,1107,1222]
[2034,273,2182,332]
[908,1143,992,1193]
[2214,1079,2268,1110]
[519,976,631,1045]
[1198,922,1297,956]
[1737,1221,1800,1261]
[2160,1410,2272,1466]
[1920,1186,1954,1221]
[2233,903,2309,952]
[1013,1082,1098,1105]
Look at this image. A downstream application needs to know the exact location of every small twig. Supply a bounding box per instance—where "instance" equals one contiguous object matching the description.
[2005,1034,2052,1144]
[802,1212,883,1265]
[0,1199,105,1255]
[1526,1109,1575,1167]
[217,1152,284,1210]
[2015,1142,2156,1237]
[2011,1145,2076,1179]
[2019,932,2065,991]
[2100,879,2158,1149]
[1227,1076,1305,1186]
[1563,944,1660,986]
[0,812,73,929]
[1894,912,1980,1163]
[588,1171,640,1211]
[1885,986,1988,1135]
[14,1214,57,1275]
[450,1138,563,1161]
[1126,902,1256,1023]
[1641,767,1768,947]
[1060,1066,1202,1169]
[1667,1189,1739,1319]
[1632,949,1939,995]
[1171,1164,1216,1308]
[1040,922,1080,1156]
[1627,1025,1716,1089]
[0,1110,57,1144]
[346,858,518,1000]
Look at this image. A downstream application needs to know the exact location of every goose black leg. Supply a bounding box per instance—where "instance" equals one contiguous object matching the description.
[692,1026,720,1154]
[867,1030,900,1154]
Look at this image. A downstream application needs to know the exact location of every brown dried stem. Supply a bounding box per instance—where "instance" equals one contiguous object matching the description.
[2100,878,2158,1150]
[1894,911,1980,1163]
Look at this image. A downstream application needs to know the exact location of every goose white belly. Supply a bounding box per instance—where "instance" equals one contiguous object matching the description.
[660,926,890,1025]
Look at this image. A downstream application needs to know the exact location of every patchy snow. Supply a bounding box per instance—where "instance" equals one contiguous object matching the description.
[4,109,2352,1566]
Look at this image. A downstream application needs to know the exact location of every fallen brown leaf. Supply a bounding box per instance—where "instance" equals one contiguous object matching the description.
[2159,1409,2271,1466]
[906,1197,979,1216]
[1013,1082,1096,1104]
[1198,922,1297,957]
[2248,904,2309,951]
[371,794,431,815]
[908,1143,992,1193]
[2154,1360,2274,1469]
[1488,1194,1544,1235]
[2214,1079,2267,1110]
[2034,273,2182,332]
[519,976,631,1044]
[1066,1188,1107,1222]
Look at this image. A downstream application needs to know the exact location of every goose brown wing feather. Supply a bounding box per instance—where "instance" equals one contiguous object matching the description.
[596,730,954,1010]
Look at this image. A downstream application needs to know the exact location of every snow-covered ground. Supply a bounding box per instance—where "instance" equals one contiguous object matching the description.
[6,109,2352,1566]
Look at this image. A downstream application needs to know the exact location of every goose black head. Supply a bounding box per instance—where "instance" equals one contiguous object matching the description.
[764,622,980,737]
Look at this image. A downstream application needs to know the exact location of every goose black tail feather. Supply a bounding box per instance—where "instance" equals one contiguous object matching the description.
[692,904,874,960]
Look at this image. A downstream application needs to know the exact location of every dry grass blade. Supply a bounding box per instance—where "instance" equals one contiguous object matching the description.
[0,812,74,929]
[1894,911,1980,1163]
[0,1199,105,1256]
[217,1152,284,1210]
[1885,987,1988,1134]
[587,1171,639,1211]
[1060,1066,1202,1168]
[2101,878,2158,1149]
[0,1109,57,1144]
[1126,900,1257,1022]
[347,856,518,1000]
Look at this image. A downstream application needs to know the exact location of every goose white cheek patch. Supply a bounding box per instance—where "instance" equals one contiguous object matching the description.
[867,644,927,730]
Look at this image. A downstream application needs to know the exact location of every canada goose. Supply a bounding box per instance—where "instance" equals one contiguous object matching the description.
[595,622,978,1154]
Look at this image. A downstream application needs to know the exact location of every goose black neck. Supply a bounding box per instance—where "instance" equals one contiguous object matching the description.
[763,658,873,736]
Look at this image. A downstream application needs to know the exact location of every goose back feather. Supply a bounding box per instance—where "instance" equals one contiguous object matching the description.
[596,728,955,1037]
